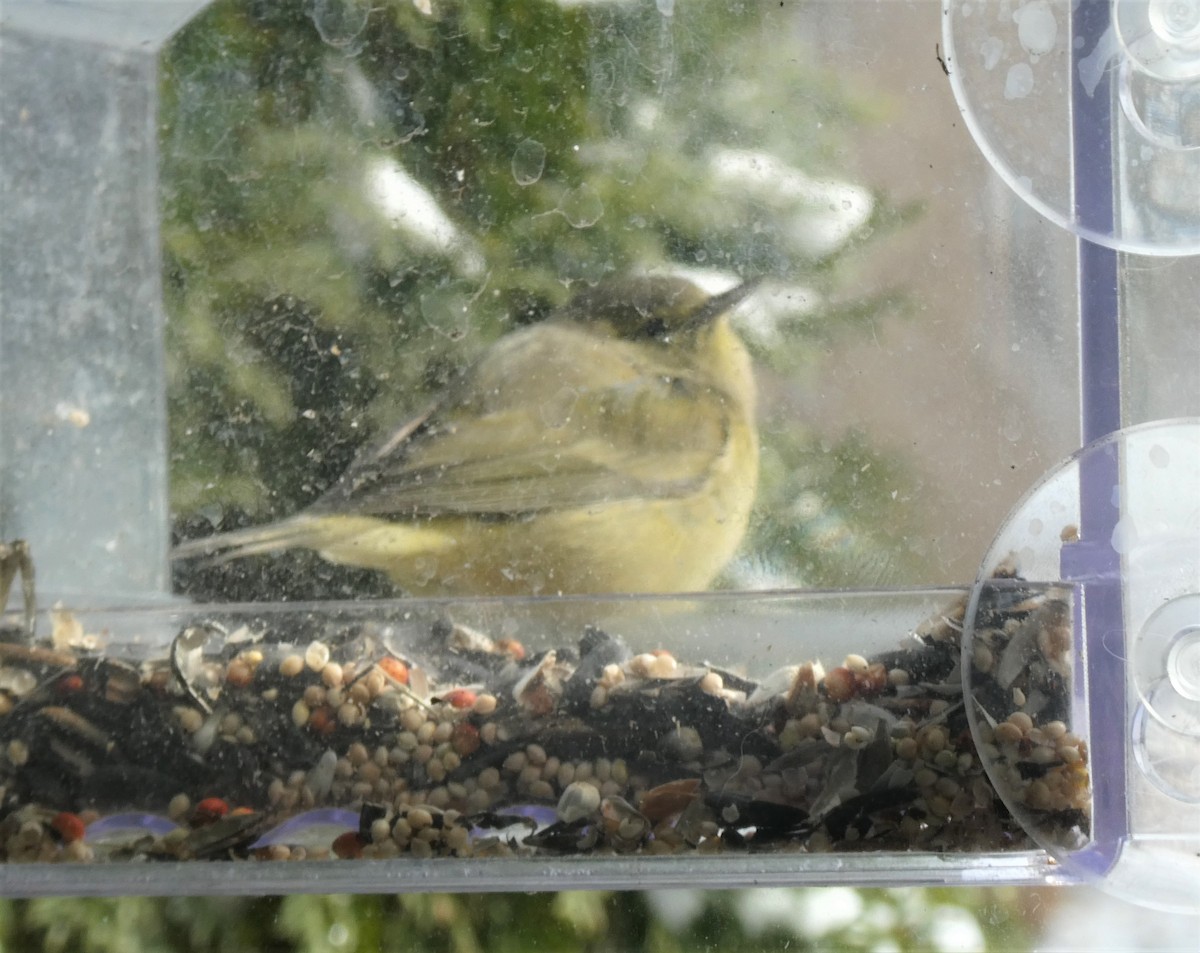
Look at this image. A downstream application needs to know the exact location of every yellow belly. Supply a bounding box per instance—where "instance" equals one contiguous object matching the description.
[309,318,759,597]
[313,431,757,597]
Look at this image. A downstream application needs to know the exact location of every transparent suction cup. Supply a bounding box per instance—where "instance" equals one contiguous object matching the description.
[964,420,1200,913]
[943,0,1200,256]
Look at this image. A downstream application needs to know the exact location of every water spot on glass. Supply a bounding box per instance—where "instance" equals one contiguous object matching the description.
[980,36,1004,71]
[1078,25,1121,97]
[310,0,370,53]
[1004,62,1035,99]
[1111,516,1139,554]
[694,249,707,263]
[557,183,604,228]
[1148,443,1171,468]
[1001,404,1024,442]
[656,0,675,16]
[1014,0,1058,57]
[412,556,437,586]
[593,59,617,93]
[392,65,409,81]
[512,139,547,186]
[513,47,538,74]
[420,289,472,341]
[541,386,579,429]
[394,103,426,143]
[1027,517,1044,536]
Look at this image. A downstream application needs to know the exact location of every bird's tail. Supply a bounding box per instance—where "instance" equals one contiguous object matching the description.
[171,516,344,567]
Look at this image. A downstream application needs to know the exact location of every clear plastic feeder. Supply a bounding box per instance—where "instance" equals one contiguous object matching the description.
[0,0,1197,912]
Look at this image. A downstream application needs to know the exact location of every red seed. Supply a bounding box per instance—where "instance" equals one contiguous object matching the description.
[225,660,254,688]
[332,831,365,859]
[857,663,888,696]
[308,706,336,737]
[442,689,477,710]
[50,812,86,843]
[824,666,856,702]
[451,722,481,757]
[640,778,701,825]
[56,674,84,696]
[495,639,526,661]
[193,797,230,825]
[378,657,409,685]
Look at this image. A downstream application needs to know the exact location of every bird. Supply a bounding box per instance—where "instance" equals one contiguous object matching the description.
[172,274,760,597]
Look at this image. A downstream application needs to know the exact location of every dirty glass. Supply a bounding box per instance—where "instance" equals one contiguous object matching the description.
[2,0,1197,915]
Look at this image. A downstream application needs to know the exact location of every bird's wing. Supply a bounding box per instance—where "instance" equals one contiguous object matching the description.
[311,323,737,518]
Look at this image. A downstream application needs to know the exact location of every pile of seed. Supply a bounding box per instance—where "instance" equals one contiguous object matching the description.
[964,582,1089,850]
[0,579,1090,864]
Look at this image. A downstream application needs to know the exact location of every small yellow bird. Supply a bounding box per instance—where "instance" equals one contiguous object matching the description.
[172,275,760,597]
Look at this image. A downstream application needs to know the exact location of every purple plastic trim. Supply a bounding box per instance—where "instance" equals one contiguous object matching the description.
[1064,0,1128,879]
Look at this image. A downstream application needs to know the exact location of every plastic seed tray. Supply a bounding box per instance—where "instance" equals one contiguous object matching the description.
[0,584,1075,895]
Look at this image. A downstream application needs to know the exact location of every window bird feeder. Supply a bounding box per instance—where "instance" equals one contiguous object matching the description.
[0,0,1197,913]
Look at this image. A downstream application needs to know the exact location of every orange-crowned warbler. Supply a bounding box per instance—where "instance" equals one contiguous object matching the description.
[172,275,760,597]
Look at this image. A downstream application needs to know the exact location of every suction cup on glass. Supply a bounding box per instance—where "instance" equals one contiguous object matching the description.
[943,0,1200,256]
[964,420,1200,913]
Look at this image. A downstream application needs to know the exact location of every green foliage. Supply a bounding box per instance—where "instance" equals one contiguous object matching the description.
[0,888,1036,952]
[0,896,273,953]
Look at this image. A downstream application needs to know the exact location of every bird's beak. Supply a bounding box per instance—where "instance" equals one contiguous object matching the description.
[684,277,762,331]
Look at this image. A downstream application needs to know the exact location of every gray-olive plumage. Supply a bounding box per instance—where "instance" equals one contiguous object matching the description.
[173,275,760,596]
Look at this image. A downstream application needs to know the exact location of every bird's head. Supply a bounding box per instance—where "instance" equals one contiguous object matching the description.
[558,275,759,348]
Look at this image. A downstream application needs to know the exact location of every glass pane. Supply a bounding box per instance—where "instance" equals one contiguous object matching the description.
[5,0,1197,911]
[160,0,1082,603]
